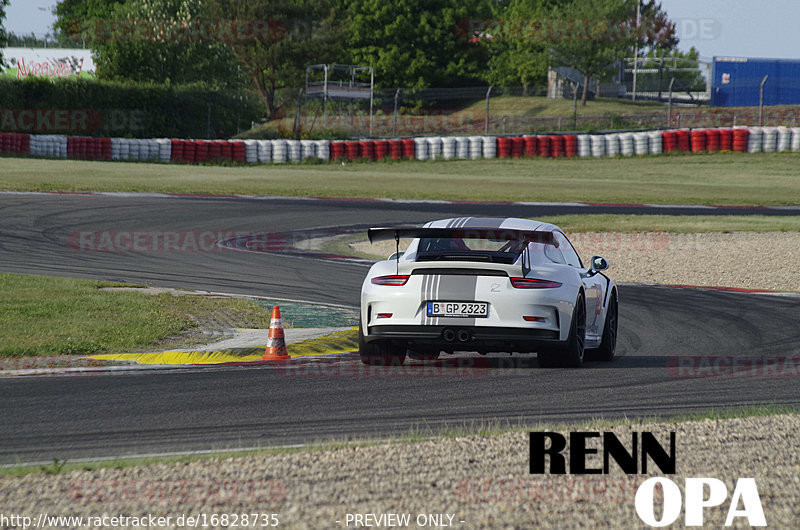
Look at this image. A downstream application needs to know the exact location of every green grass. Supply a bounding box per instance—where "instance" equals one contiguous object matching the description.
[0,273,273,357]
[2,153,800,206]
[1,405,795,476]
[466,95,667,118]
[536,214,800,233]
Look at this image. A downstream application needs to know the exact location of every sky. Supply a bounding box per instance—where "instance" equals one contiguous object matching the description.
[4,0,800,61]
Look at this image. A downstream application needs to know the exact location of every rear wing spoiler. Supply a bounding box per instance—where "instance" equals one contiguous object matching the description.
[367,226,556,246]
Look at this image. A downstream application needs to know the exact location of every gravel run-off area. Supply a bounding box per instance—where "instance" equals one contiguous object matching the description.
[1,415,797,528]
[356,232,800,292]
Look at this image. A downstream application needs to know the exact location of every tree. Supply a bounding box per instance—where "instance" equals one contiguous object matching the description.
[0,0,10,68]
[87,0,244,88]
[55,0,128,41]
[344,0,491,89]
[203,0,344,119]
[547,0,637,105]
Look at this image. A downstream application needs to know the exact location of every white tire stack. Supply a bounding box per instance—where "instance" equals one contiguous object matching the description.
[791,128,800,152]
[468,136,483,160]
[286,140,302,162]
[481,136,496,159]
[157,139,171,163]
[244,140,259,163]
[577,135,591,157]
[272,140,287,163]
[747,127,763,153]
[454,136,469,159]
[427,137,442,160]
[618,133,635,156]
[300,140,316,160]
[590,135,605,157]
[315,140,329,161]
[414,137,429,161]
[761,127,777,153]
[776,127,792,152]
[605,134,620,156]
[257,140,272,163]
[647,131,663,154]
[633,132,650,155]
[441,137,456,160]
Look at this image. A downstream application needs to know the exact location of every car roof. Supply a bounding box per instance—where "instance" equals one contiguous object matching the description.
[422,217,559,233]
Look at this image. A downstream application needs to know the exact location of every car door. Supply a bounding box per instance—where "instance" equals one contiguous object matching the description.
[554,231,606,337]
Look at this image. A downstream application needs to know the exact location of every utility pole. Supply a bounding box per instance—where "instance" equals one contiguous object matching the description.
[632,0,641,101]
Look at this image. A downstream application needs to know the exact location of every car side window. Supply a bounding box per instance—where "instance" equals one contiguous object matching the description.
[555,232,582,268]
[542,241,566,264]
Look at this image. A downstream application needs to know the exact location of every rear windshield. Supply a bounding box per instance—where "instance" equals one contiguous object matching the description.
[416,237,525,264]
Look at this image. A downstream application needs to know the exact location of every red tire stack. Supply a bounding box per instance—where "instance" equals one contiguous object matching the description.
[732,128,749,152]
[171,139,184,162]
[231,141,246,163]
[690,129,706,152]
[563,135,578,157]
[705,129,720,152]
[537,135,552,157]
[662,130,677,152]
[219,141,232,161]
[207,141,222,161]
[183,140,197,163]
[675,129,691,152]
[345,140,360,160]
[330,141,346,160]
[100,137,112,160]
[401,138,415,159]
[496,136,511,158]
[388,139,403,160]
[374,140,388,160]
[195,140,208,163]
[359,140,375,160]
[718,128,733,151]
[510,136,524,158]
[549,135,564,157]
[523,135,537,157]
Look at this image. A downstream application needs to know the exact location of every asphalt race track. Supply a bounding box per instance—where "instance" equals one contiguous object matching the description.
[1,193,799,464]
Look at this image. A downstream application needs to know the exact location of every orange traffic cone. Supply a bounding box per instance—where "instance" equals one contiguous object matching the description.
[262,305,290,360]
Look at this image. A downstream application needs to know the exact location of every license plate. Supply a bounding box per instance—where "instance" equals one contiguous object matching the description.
[427,301,489,318]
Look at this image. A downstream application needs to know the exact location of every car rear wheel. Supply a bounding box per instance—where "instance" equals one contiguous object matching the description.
[358,324,407,366]
[538,293,585,368]
[586,292,617,362]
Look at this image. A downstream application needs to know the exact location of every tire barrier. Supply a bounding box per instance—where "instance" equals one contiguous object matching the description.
[733,128,749,152]
[468,136,483,160]
[690,129,707,153]
[777,127,792,152]
[8,127,800,166]
[762,127,778,153]
[496,136,511,158]
[427,137,443,160]
[511,136,525,158]
[454,136,470,159]
[374,139,388,160]
[563,135,578,157]
[414,137,429,161]
[718,129,733,151]
[619,133,635,157]
[605,134,620,157]
[481,136,496,159]
[577,135,591,157]
[747,127,763,153]
[647,131,662,155]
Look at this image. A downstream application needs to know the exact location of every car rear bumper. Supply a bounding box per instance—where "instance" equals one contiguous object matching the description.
[365,324,560,353]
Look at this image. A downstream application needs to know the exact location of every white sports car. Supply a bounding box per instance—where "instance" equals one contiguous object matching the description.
[359,217,618,368]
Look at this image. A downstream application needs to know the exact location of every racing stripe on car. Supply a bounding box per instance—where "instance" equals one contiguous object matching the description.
[434,274,479,327]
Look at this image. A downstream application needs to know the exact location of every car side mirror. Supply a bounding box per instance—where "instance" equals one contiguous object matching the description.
[589,255,609,273]
[388,252,404,261]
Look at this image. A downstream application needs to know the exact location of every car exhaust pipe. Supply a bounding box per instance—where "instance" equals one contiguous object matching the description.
[442,329,456,342]
[456,329,471,343]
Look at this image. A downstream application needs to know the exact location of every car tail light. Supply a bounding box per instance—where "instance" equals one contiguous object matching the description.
[523,316,545,322]
[510,277,562,289]
[371,275,410,286]
[377,313,393,319]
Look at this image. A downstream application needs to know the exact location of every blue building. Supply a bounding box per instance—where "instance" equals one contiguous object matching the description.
[711,57,800,107]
